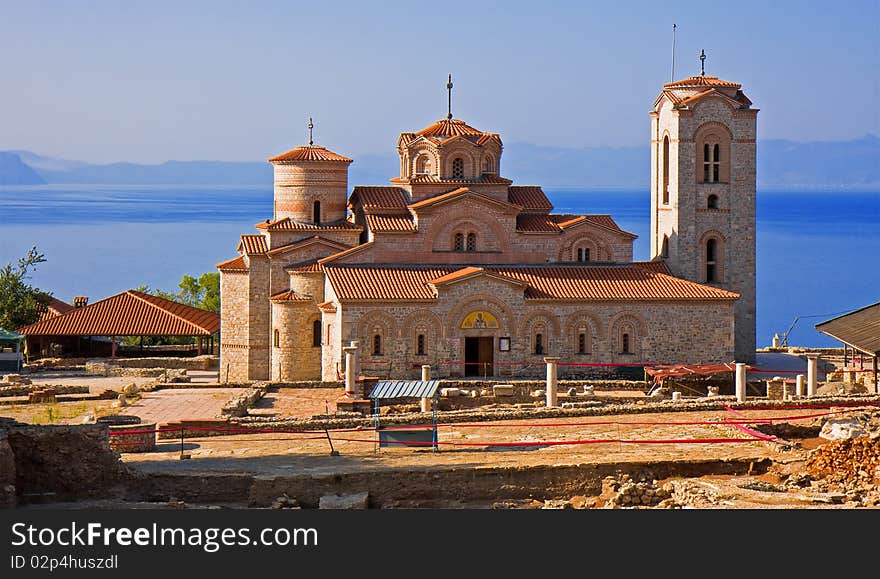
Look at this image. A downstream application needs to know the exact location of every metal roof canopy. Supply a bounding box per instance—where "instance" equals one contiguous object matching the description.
[369,380,440,399]
[816,301,880,356]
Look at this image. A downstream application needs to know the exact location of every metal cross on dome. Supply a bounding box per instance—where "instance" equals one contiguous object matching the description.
[700,49,706,76]
[308,117,314,146]
[447,73,453,120]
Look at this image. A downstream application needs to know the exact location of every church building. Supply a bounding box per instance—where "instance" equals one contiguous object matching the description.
[217,70,757,382]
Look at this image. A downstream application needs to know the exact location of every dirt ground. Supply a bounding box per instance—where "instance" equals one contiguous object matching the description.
[5,367,879,509]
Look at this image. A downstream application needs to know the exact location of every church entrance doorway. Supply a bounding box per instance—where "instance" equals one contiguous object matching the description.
[465,337,493,377]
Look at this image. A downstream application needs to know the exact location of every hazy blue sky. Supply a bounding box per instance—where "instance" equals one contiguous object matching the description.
[2,0,878,163]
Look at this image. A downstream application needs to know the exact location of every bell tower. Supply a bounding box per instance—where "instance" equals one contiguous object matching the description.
[650,60,758,363]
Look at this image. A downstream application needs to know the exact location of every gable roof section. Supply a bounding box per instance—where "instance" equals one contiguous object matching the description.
[552,214,637,238]
[407,187,521,213]
[39,296,75,322]
[633,260,671,275]
[256,217,362,232]
[427,267,527,288]
[283,258,324,273]
[816,302,880,355]
[324,264,739,302]
[508,186,553,212]
[317,242,375,265]
[265,235,351,256]
[17,290,220,336]
[348,186,410,212]
[216,255,248,271]
[238,234,268,255]
[676,88,748,110]
[516,214,563,233]
[365,214,417,233]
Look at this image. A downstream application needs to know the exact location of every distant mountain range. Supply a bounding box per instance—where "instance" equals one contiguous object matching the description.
[2,135,878,190]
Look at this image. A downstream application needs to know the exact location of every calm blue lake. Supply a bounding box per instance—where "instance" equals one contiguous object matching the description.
[1,185,878,347]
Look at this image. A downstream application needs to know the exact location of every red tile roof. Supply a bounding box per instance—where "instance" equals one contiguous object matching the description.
[664,75,741,89]
[283,259,324,273]
[390,174,512,185]
[270,290,313,302]
[348,187,410,212]
[508,186,553,212]
[256,217,362,232]
[317,242,374,265]
[17,290,221,336]
[268,145,353,163]
[408,187,520,212]
[238,234,268,255]
[324,264,739,302]
[39,296,74,322]
[216,255,248,271]
[516,214,634,237]
[265,235,351,256]
[633,261,671,275]
[427,267,527,288]
[516,214,562,233]
[415,118,485,138]
[365,214,417,232]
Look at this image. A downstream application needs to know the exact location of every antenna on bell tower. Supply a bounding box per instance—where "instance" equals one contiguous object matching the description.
[308,117,314,146]
[446,73,453,120]
[700,49,706,76]
[671,24,677,81]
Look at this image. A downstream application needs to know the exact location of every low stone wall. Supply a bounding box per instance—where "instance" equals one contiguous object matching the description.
[108,422,157,453]
[220,387,268,418]
[0,384,90,398]
[157,419,235,440]
[98,355,218,370]
[1,422,134,503]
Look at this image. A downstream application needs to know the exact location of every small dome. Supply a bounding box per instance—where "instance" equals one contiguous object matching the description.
[414,118,486,138]
[664,75,741,89]
[268,145,353,163]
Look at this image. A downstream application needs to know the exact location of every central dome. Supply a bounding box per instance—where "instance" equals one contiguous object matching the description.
[414,118,486,139]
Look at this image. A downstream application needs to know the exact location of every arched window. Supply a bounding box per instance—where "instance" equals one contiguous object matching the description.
[703,143,721,183]
[313,200,321,224]
[577,332,587,354]
[482,155,494,174]
[416,334,425,356]
[372,334,382,356]
[661,235,669,259]
[453,232,464,252]
[273,329,280,348]
[576,247,590,262]
[662,135,670,204]
[621,333,631,354]
[452,157,465,179]
[312,320,321,347]
[706,238,718,282]
[707,194,719,209]
[466,232,476,252]
[534,333,544,355]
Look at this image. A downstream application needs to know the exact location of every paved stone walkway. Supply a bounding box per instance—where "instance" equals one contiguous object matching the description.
[120,388,239,424]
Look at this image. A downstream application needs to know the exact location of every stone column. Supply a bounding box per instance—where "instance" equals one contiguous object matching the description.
[343,346,357,397]
[349,340,360,379]
[796,374,805,398]
[420,365,431,413]
[735,363,747,402]
[544,357,560,407]
[807,355,819,397]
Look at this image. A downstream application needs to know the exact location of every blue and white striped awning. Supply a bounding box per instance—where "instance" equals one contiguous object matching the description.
[369,380,440,399]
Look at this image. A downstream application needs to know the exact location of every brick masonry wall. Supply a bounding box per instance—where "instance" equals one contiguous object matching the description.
[325,274,734,380]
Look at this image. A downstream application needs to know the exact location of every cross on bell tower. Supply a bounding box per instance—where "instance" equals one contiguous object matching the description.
[700,49,706,76]
[308,117,314,146]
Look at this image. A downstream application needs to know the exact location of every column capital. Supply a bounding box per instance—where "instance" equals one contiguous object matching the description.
[543,357,561,363]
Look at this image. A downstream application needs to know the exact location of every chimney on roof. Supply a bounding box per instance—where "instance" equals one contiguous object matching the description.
[73,296,88,308]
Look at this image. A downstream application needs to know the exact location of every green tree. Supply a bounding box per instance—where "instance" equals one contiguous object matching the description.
[0,246,52,331]
[161,272,219,313]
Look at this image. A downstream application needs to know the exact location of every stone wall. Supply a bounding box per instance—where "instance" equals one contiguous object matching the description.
[332,283,734,380]
[0,430,15,507]
[1,422,134,503]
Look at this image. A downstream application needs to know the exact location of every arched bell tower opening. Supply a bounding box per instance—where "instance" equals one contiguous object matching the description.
[649,66,758,363]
